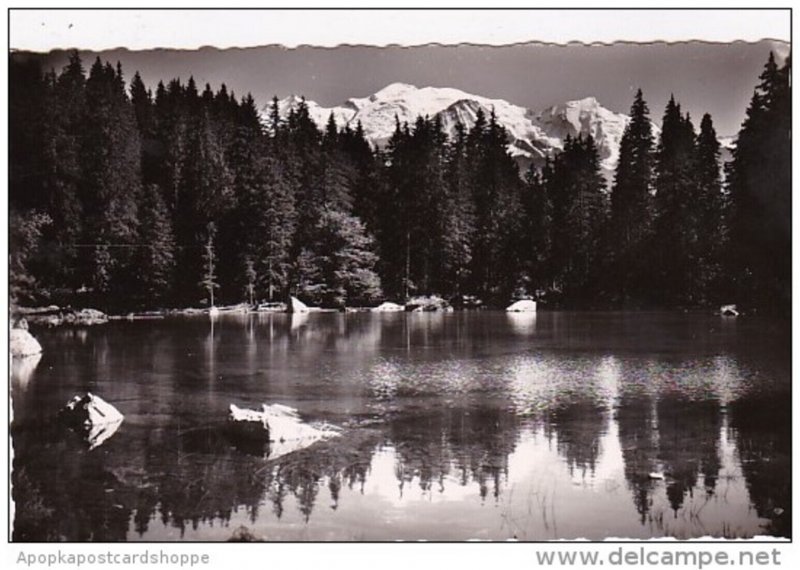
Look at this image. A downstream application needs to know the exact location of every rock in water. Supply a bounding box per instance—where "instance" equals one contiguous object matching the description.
[720,304,740,317]
[83,419,124,450]
[227,403,340,460]
[60,393,124,450]
[405,295,453,312]
[228,404,271,442]
[61,393,124,426]
[506,299,538,313]
[10,328,43,358]
[289,296,310,313]
[64,308,108,326]
[372,301,404,312]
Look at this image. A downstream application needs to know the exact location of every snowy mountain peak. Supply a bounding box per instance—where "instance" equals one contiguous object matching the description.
[269,83,634,177]
[533,96,630,168]
[370,82,419,100]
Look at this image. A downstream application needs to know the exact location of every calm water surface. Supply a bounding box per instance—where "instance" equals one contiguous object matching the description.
[11,311,791,541]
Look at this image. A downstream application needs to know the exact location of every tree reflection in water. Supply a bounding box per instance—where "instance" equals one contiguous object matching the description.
[728,394,791,537]
[387,406,518,502]
[10,312,791,540]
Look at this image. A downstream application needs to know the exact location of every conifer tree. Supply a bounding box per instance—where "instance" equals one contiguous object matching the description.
[521,158,554,294]
[244,256,257,306]
[173,105,233,302]
[548,135,607,299]
[136,184,176,305]
[380,117,415,299]
[43,53,87,297]
[319,113,355,213]
[255,155,297,302]
[200,222,219,307]
[130,71,158,185]
[694,113,724,302]
[82,57,142,306]
[609,89,654,305]
[284,97,325,290]
[439,122,475,296]
[467,108,524,300]
[651,96,699,305]
[726,52,791,310]
[341,120,381,239]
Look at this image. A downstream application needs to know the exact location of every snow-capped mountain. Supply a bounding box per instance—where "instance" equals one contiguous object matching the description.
[270,83,640,177]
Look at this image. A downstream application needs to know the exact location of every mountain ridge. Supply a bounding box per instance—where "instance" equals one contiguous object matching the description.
[271,83,652,177]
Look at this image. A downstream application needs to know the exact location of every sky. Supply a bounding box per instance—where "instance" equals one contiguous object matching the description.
[7,9,793,135]
[8,9,791,51]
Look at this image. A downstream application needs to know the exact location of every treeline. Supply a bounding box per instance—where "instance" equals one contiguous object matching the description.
[9,52,790,312]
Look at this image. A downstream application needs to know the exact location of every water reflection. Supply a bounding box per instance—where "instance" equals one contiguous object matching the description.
[11,353,42,391]
[656,396,722,514]
[545,401,607,479]
[728,395,791,537]
[506,312,537,335]
[10,312,790,541]
[388,407,518,501]
[617,393,659,523]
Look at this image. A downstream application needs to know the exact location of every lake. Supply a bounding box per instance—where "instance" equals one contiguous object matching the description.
[10,311,791,541]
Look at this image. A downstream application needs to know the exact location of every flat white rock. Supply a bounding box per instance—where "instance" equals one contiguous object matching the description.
[228,403,340,460]
[372,302,404,312]
[506,300,538,313]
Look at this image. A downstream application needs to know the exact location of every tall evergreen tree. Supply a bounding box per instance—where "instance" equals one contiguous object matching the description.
[244,256,257,306]
[173,105,233,302]
[200,222,219,307]
[694,113,724,303]
[253,154,297,303]
[129,71,159,186]
[439,122,476,296]
[651,97,699,305]
[341,121,381,236]
[726,52,791,311]
[380,117,415,299]
[41,53,87,297]
[520,164,552,294]
[467,109,524,301]
[548,135,607,300]
[609,89,654,306]
[81,57,142,307]
[135,184,176,306]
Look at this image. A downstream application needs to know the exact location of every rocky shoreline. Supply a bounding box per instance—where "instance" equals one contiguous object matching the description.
[13,294,506,328]
[15,306,109,327]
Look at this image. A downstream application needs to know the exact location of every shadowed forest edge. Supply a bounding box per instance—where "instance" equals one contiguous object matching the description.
[8,52,791,313]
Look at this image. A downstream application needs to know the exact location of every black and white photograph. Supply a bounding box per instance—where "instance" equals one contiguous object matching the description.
[6,8,792,545]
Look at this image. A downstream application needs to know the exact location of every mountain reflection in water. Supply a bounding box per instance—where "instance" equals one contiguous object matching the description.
[11,311,790,541]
